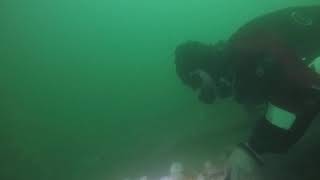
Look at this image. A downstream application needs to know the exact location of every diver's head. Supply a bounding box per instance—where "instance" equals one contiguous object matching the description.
[174,40,233,104]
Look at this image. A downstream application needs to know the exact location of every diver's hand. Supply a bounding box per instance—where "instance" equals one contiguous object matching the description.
[226,144,262,180]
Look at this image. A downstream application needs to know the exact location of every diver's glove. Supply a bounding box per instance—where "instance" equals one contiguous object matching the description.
[225,143,264,180]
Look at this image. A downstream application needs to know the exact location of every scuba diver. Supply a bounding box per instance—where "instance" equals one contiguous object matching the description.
[174,5,320,180]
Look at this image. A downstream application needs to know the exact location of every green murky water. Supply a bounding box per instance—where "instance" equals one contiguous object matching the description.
[1,1,319,179]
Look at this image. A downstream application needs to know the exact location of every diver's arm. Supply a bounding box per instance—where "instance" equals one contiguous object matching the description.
[248,99,319,155]
[248,109,295,154]
[246,56,320,154]
[224,102,309,180]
